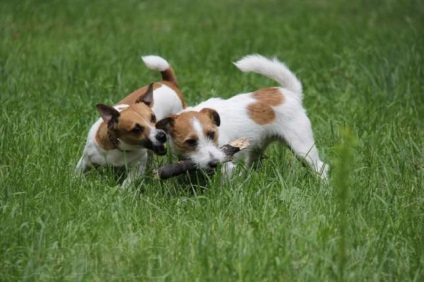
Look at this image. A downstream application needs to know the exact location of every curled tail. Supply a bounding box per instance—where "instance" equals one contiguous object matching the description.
[234,54,303,96]
[141,55,178,87]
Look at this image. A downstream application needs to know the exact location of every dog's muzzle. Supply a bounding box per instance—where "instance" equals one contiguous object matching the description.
[156,130,167,143]
[143,130,168,156]
[153,144,167,156]
[143,140,167,156]
[207,158,220,168]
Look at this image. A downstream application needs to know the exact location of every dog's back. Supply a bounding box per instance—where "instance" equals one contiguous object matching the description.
[158,54,328,179]
[119,55,186,118]
[76,55,186,187]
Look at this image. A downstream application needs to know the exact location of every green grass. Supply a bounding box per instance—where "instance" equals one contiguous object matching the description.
[1,0,423,280]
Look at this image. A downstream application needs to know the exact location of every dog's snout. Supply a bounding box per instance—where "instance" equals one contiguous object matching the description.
[208,158,220,168]
[156,130,167,143]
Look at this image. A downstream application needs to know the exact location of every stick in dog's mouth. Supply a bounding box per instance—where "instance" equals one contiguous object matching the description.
[154,138,250,179]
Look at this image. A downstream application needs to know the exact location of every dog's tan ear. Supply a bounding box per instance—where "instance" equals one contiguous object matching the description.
[200,108,220,126]
[135,83,154,106]
[156,116,175,133]
[96,104,120,126]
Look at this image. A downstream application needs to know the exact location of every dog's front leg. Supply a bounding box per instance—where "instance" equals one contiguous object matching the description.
[75,156,90,176]
[220,162,236,184]
[144,150,154,172]
[121,150,149,188]
[222,161,236,176]
[121,167,138,188]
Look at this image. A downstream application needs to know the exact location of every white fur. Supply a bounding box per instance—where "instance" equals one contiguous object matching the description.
[81,105,143,167]
[76,55,184,187]
[76,105,159,170]
[151,84,184,120]
[234,54,303,96]
[182,55,328,179]
[141,55,170,71]
[189,119,226,167]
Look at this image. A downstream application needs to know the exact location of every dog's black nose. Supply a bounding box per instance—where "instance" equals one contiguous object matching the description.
[156,130,167,143]
[208,158,220,168]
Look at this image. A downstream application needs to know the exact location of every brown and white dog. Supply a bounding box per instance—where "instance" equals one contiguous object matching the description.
[156,54,329,180]
[76,55,186,187]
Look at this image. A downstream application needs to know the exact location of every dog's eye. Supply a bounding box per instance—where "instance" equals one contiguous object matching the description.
[206,131,215,140]
[131,124,144,135]
[185,138,198,147]
[150,114,156,123]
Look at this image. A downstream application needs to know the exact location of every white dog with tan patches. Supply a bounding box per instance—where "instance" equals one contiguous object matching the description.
[76,55,186,187]
[156,54,329,180]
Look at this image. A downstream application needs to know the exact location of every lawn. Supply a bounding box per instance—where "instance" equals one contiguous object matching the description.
[1,0,423,280]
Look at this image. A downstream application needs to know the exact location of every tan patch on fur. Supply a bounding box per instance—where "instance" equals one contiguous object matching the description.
[118,81,186,109]
[247,103,276,125]
[169,111,218,155]
[95,103,154,150]
[116,104,153,145]
[160,68,178,86]
[95,122,114,150]
[118,83,162,105]
[252,87,284,106]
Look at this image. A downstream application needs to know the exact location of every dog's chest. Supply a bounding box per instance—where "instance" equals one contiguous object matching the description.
[86,142,147,167]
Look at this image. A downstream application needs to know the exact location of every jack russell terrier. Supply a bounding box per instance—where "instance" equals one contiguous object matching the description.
[76,55,186,187]
[156,54,329,180]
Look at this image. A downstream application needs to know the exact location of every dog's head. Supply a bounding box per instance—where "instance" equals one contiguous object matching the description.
[96,84,167,155]
[156,108,225,168]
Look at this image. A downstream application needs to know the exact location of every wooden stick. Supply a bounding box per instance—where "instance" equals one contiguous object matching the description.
[154,138,250,179]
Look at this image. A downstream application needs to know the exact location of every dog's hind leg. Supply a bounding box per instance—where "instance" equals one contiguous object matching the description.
[75,157,90,176]
[278,112,329,180]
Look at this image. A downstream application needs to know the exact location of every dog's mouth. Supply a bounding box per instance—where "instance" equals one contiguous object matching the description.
[152,144,167,156]
[143,140,167,156]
